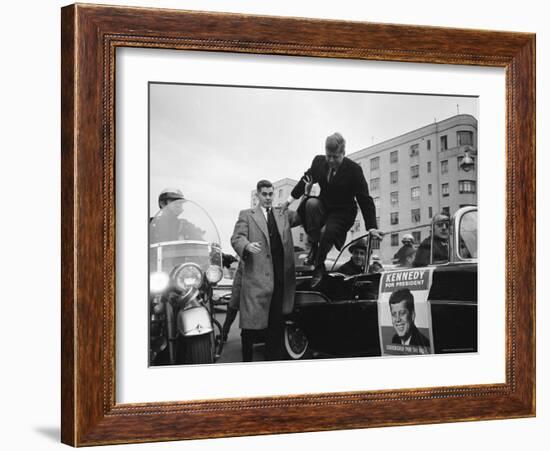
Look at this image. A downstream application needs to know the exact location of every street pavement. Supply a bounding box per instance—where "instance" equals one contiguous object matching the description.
[215,311,268,363]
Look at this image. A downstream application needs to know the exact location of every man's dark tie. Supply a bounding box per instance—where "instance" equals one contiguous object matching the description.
[327,168,335,183]
[267,207,277,238]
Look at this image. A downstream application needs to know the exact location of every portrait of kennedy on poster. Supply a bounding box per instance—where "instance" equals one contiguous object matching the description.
[148,82,478,366]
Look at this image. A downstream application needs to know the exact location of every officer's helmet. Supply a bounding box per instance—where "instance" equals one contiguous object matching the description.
[158,188,184,209]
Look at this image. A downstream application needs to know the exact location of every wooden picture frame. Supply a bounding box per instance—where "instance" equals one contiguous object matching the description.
[61,3,535,446]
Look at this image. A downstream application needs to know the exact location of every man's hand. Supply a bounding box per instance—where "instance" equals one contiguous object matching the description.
[303,174,313,196]
[368,229,385,240]
[245,242,262,254]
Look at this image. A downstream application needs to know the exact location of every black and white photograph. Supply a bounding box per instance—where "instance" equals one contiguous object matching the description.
[148,82,478,366]
[3,0,544,448]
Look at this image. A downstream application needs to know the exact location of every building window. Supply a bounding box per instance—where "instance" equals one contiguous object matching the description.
[441,160,449,174]
[442,207,450,217]
[427,139,431,150]
[370,177,380,192]
[459,180,476,193]
[299,233,304,242]
[370,157,380,170]
[372,239,380,250]
[427,161,432,173]
[429,206,433,218]
[390,150,398,163]
[390,191,399,206]
[391,233,399,247]
[440,135,448,150]
[411,186,420,200]
[410,143,420,157]
[457,130,474,146]
[428,183,432,195]
[410,165,419,179]
[373,197,380,210]
[278,189,283,198]
[412,231,421,244]
[442,183,450,197]
[411,208,421,223]
[390,212,399,225]
[390,170,398,184]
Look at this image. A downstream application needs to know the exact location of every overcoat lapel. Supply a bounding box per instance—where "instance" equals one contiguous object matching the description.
[273,207,285,239]
[251,206,269,242]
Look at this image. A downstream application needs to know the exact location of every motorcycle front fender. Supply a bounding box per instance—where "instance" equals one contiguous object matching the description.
[177,306,213,337]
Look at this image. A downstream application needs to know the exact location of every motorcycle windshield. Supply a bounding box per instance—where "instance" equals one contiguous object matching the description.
[149,199,222,273]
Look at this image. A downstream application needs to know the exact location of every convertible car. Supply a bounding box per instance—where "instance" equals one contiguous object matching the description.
[283,206,478,359]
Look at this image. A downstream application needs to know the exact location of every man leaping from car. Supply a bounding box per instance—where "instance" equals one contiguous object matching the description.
[281,132,384,288]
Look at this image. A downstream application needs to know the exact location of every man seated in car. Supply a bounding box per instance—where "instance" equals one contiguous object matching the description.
[412,213,450,267]
[392,234,415,265]
[338,238,367,276]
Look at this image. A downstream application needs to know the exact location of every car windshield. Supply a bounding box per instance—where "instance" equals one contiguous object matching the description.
[149,199,222,273]
[150,199,220,245]
[459,210,478,259]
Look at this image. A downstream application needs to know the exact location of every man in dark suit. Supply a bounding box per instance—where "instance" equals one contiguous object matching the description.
[389,288,430,348]
[282,132,383,287]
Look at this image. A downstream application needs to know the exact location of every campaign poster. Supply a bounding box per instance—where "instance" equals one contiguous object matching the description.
[378,267,435,356]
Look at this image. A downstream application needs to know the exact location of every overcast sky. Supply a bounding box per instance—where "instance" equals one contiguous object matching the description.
[149,83,478,252]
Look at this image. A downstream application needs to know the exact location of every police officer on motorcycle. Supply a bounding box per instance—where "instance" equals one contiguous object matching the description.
[150,188,204,243]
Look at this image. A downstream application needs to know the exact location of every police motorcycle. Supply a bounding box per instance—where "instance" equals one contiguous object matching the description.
[149,197,225,365]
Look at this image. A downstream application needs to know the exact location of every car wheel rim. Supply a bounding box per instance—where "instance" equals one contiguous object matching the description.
[284,324,308,359]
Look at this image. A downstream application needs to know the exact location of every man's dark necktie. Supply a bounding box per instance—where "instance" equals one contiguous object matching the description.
[267,207,277,239]
[327,168,335,183]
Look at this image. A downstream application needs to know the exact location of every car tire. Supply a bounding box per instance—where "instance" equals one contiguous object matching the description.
[284,323,309,360]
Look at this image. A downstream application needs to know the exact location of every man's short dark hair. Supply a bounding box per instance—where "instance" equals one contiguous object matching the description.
[325,132,346,153]
[389,288,415,313]
[256,179,273,192]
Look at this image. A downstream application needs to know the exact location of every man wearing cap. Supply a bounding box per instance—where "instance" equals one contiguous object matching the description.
[393,234,415,266]
[338,238,368,276]
[282,132,383,288]
[150,188,204,243]
[413,213,450,267]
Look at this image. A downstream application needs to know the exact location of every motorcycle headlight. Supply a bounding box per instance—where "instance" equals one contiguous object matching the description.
[206,265,223,284]
[173,264,203,292]
[150,272,169,293]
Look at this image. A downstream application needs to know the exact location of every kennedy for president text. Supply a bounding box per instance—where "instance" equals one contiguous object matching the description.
[381,269,429,292]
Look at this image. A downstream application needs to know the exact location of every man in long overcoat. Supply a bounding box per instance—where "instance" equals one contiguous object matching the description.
[231,180,299,361]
